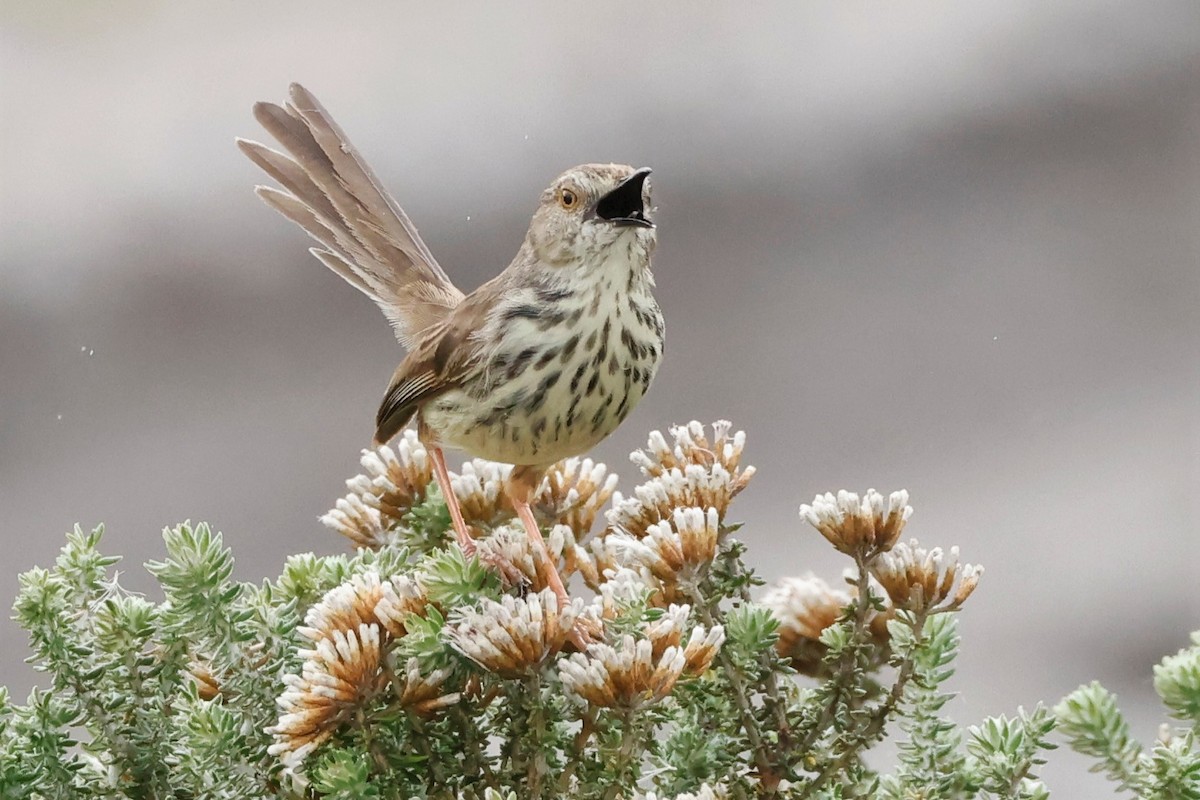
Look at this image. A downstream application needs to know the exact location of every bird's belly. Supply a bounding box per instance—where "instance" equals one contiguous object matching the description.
[424,319,660,466]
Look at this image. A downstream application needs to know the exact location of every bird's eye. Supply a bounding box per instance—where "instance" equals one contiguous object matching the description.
[559,189,578,209]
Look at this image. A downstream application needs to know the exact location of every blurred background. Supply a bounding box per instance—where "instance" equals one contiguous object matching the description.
[2,2,1198,794]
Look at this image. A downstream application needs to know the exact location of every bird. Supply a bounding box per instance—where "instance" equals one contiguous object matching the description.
[238,84,663,642]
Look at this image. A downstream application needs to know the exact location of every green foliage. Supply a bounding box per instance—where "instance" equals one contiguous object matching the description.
[1053,682,1141,788]
[1054,630,1200,799]
[966,706,1056,799]
[1155,632,1200,728]
[422,545,502,610]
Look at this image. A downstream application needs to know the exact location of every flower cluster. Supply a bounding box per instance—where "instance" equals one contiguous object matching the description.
[534,457,619,537]
[10,415,1185,800]
[324,437,619,552]
[798,488,911,559]
[762,488,981,682]
[320,431,434,548]
[606,421,755,541]
[447,589,584,676]
[267,571,449,767]
[603,507,721,602]
[760,574,854,676]
[264,423,749,775]
[475,522,596,592]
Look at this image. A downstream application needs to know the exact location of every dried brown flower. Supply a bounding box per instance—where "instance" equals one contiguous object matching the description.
[799,489,912,559]
[268,623,387,767]
[320,432,434,548]
[533,457,618,538]
[187,659,221,701]
[870,539,983,613]
[447,589,584,676]
[559,634,688,709]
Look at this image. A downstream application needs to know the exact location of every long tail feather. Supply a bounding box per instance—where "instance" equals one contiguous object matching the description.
[239,83,463,346]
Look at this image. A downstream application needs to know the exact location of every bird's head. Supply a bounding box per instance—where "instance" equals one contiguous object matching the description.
[526,164,656,269]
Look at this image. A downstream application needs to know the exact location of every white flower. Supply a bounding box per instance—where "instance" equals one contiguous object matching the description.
[360,430,433,518]
[391,656,459,715]
[680,622,725,675]
[760,574,854,675]
[297,571,388,644]
[631,420,751,483]
[319,491,392,550]
[450,458,513,526]
[475,522,594,592]
[373,574,426,638]
[607,421,755,540]
[595,567,656,618]
[267,571,436,769]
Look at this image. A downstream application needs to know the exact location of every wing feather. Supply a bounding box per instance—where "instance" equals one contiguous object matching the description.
[372,292,492,445]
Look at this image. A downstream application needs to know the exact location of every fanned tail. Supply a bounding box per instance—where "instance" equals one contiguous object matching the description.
[238,83,463,346]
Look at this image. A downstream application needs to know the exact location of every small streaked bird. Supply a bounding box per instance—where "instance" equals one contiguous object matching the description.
[238,84,663,640]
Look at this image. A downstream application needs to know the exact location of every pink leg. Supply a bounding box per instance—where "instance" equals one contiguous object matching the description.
[513,500,572,609]
[507,468,591,650]
[428,444,476,556]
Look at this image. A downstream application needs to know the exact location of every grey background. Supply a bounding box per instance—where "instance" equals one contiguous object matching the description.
[2,2,1198,795]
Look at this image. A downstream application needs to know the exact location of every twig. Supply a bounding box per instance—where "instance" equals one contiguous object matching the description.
[794,553,878,759]
[685,580,781,794]
[725,543,793,760]
[798,608,928,798]
[601,709,643,800]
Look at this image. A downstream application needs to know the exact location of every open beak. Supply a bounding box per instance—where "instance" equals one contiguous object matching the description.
[594,167,654,228]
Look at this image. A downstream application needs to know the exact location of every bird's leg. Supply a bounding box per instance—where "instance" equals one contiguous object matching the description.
[427,443,476,556]
[507,466,591,650]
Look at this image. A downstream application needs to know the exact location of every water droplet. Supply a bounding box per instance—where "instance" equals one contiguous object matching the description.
[88,349,94,356]
[523,134,529,140]
[992,336,998,342]
[56,414,63,420]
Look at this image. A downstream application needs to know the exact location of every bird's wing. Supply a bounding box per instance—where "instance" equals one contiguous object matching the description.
[238,83,463,347]
[372,292,493,445]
